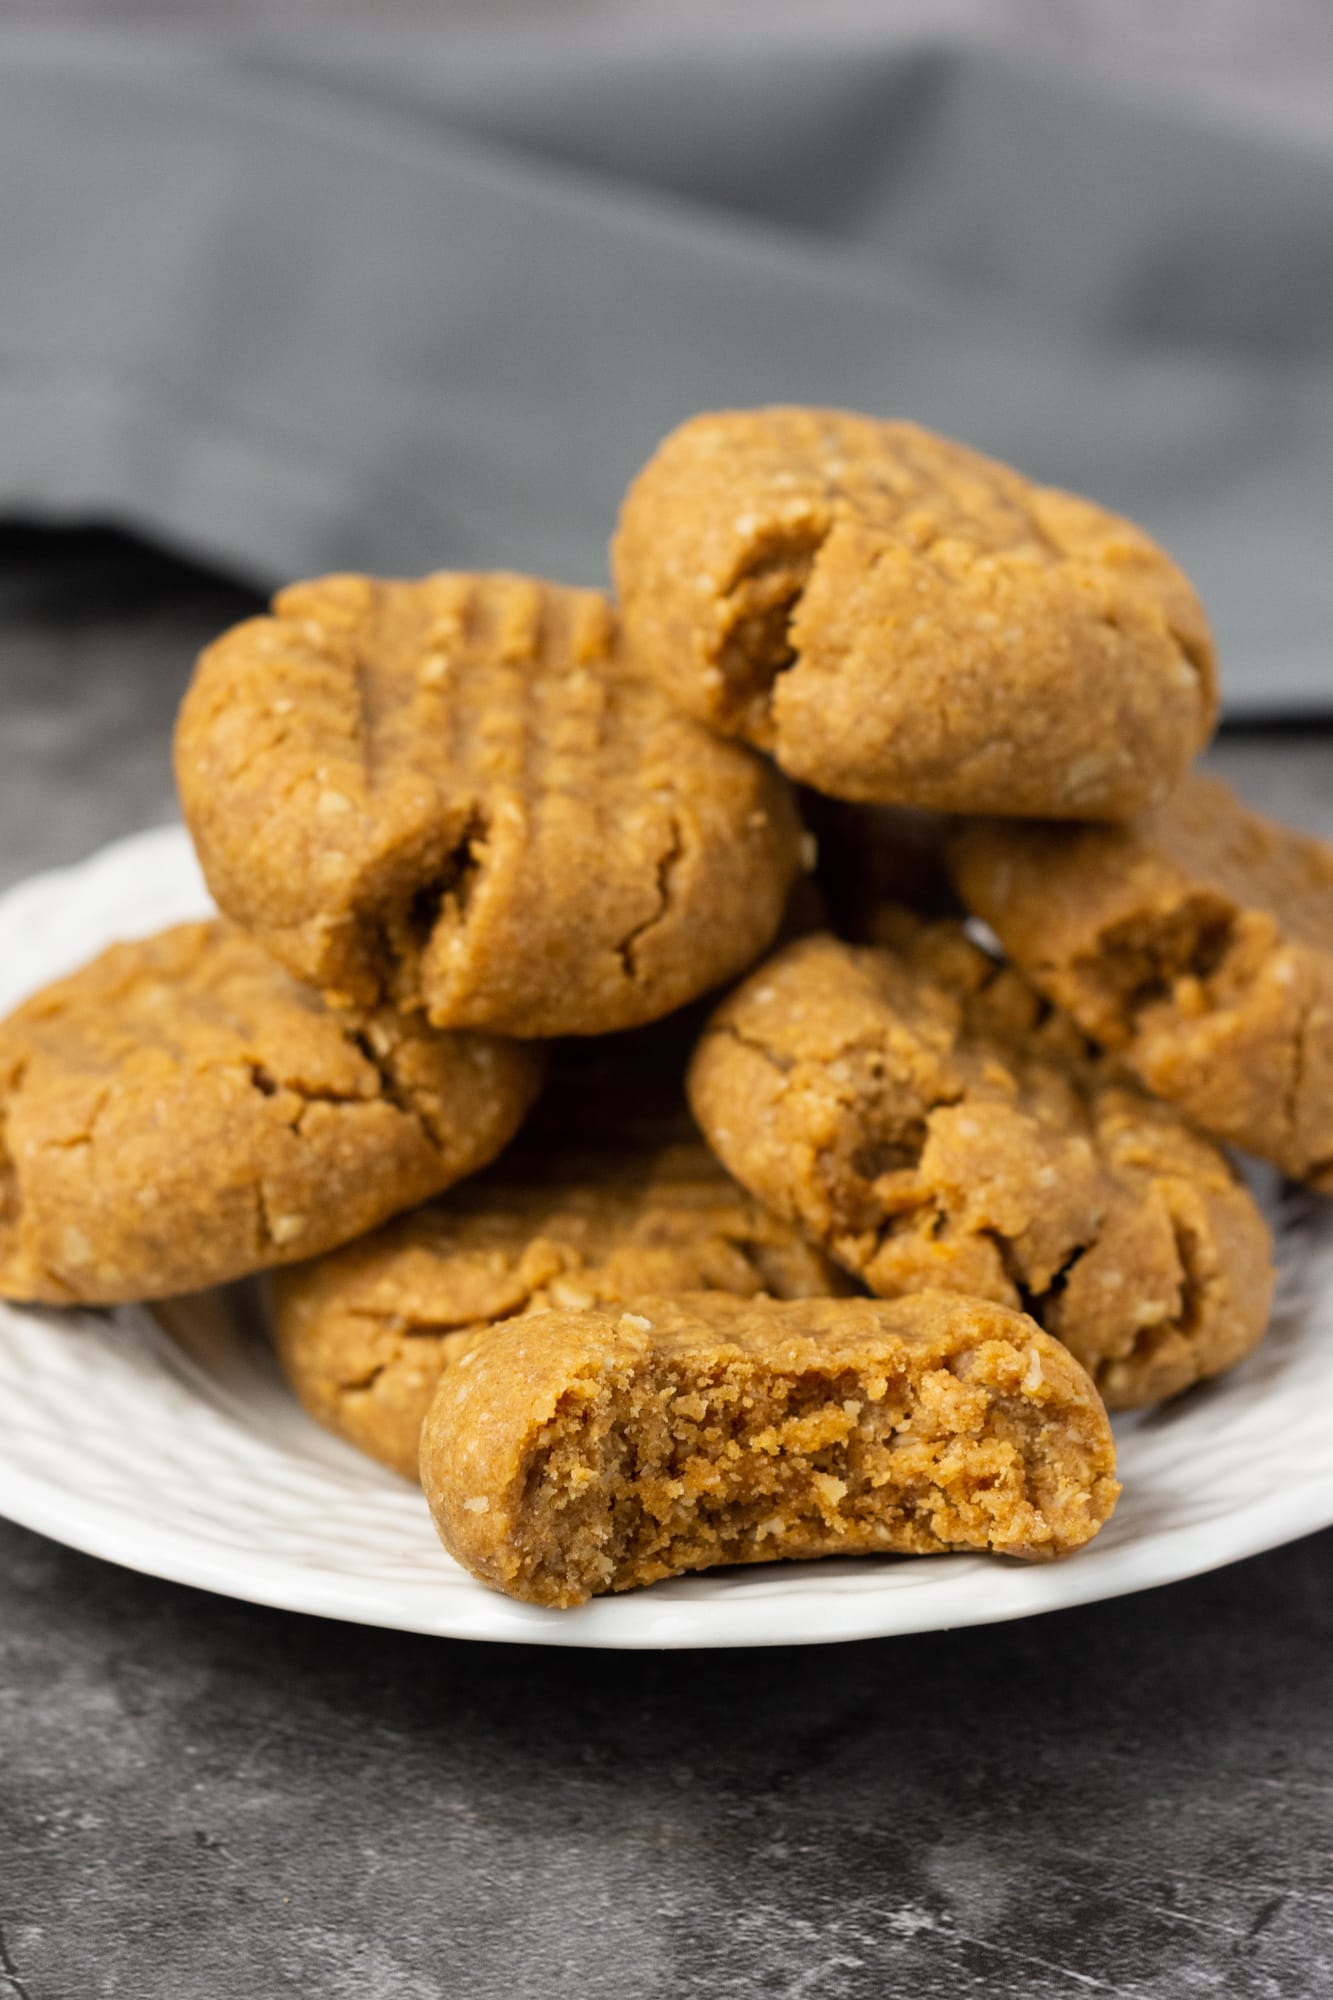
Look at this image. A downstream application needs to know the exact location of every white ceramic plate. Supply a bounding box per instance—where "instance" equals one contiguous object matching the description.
[1,826,1331,1650]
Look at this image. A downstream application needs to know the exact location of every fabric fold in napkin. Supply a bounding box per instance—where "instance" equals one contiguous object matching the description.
[0,29,1330,713]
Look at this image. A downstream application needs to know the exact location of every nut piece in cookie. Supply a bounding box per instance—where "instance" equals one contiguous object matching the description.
[274,1136,848,1480]
[949,775,1333,1190]
[687,918,1274,1408]
[0,922,542,1305]
[421,1292,1120,1606]
[175,572,801,1036]
[613,408,1214,818]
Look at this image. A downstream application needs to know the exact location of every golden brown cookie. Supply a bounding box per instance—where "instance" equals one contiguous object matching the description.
[949,775,1333,1189]
[612,408,1214,817]
[687,917,1274,1407]
[421,1291,1120,1606]
[272,1138,847,1479]
[175,571,802,1037]
[0,922,542,1304]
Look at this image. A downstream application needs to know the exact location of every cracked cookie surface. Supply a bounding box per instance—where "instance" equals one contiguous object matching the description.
[949,775,1333,1190]
[421,1291,1120,1606]
[273,1136,848,1480]
[687,916,1273,1407]
[612,408,1215,817]
[175,571,801,1036]
[0,922,542,1304]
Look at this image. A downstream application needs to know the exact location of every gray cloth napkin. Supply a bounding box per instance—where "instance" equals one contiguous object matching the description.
[1,29,1330,714]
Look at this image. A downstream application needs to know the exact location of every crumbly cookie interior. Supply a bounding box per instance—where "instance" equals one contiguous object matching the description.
[1067,894,1243,1043]
[450,1322,1117,1607]
[947,777,1333,1187]
[716,517,824,739]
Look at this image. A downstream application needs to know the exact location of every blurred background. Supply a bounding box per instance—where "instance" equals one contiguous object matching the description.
[5,0,1333,136]
[2,0,1332,141]
[3,0,1331,897]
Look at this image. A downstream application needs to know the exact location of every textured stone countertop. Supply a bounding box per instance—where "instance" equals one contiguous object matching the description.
[0,527,1330,2000]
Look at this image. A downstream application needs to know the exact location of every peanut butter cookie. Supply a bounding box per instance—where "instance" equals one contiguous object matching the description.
[175,572,802,1037]
[0,922,542,1304]
[273,1138,848,1479]
[949,775,1333,1189]
[421,1291,1120,1606]
[688,917,1273,1407]
[613,408,1214,817]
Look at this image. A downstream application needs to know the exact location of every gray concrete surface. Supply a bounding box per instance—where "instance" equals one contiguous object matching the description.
[3,1509,1332,2000]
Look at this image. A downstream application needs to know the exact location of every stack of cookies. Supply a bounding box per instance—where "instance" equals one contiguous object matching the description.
[4,408,1330,1611]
